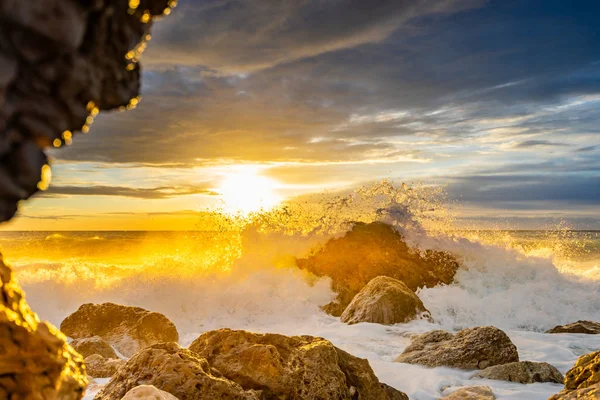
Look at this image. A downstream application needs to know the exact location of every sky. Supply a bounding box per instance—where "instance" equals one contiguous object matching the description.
[5,0,600,230]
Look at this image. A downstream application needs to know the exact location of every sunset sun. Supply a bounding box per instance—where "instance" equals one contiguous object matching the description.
[217,167,282,214]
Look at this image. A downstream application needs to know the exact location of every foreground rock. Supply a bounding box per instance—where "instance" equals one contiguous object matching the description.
[95,342,259,399]
[472,361,563,384]
[549,351,600,399]
[189,328,408,400]
[296,222,460,315]
[61,303,179,357]
[71,336,118,359]
[546,320,600,334]
[341,276,432,325]
[121,385,178,400]
[395,326,519,370]
[442,386,495,399]
[85,355,126,379]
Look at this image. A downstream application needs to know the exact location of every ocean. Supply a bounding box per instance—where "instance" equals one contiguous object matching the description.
[1,223,599,399]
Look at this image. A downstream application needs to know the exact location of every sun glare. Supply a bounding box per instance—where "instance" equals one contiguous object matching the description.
[217,167,282,214]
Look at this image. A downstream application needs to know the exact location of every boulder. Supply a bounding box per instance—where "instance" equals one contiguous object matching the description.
[61,303,179,357]
[0,256,86,399]
[442,386,495,399]
[94,342,259,400]
[188,328,408,400]
[296,222,460,315]
[340,276,432,325]
[546,320,600,334]
[85,355,126,379]
[121,385,178,400]
[472,361,563,384]
[71,336,118,359]
[549,351,600,399]
[395,326,519,370]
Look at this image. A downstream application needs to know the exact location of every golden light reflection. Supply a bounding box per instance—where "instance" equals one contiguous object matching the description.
[217,166,282,214]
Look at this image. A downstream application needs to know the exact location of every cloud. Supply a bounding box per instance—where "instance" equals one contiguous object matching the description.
[41,185,218,199]
[512,140,569,148]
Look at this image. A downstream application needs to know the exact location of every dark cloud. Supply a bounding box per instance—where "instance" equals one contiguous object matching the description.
[577,145,599,152]
[513,140,569,148]
[41,185,218,199]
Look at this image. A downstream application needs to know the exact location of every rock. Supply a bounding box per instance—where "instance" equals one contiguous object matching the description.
[122,385,179,400]
[549,351,600,399]
[189,328,408,400]
[549,383,600,400]
[61,302,179,357]
[340,276,432,325]
[395,326,519,370]
[381,383,410,400]
[546,320,600,334]
[472,361,563,384]
[85,355,126,379]
[442,386,495,399]
[296,222,460,315]
[71,336,118,359]
[0,256,86,399]
[94,342,259,400]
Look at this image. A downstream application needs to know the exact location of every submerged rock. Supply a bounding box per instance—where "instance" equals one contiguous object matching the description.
[296,222,460,315]
[61,302,179,357]
[85,354,126,379]
[441,386,495,399]
[188,328,408,400]
[549,350,600,399]
[94,342,259,400]
[71,336,118,359]
[122,385,179,400]
[0,256,86,399]
[341,276,432,325]
[395,326,519,370]
[472,361,563,384]
[546,320,600,334]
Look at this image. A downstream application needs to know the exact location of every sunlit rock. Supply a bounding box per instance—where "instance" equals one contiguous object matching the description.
[121,385,178,400]
[94,342,260,400]
[71,336,118,359]
[0,256,86,398]
[441,386,495,399]
[472,361,563,384]
[296,221,460,316]
[395,326,519,370]
[546,320,600,334]
[61,302,179,357]
[85,354,126,379]
[341,276,432,325]
[188,328,408,400]
[549,351,600,399]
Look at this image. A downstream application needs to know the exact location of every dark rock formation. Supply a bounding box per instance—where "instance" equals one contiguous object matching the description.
[441,386,495,400]
[549,351,600,399]
[546,320,600,334]
[85,354,126,378]
[472,361,563,384]
[71,336,118,359]
[0,1,173,398]
[61,302,179,357]
[94,342,260,400]
[395,326,519,370]
[188,328,408,400]
[340,276,432,325]
[296,221,460,315]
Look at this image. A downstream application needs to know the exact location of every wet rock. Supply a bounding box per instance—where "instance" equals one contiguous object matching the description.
[189,328,408,400]
[122,385,178,400]
[61,302,179,357]
[85,354,126,379]
[0,256,86,399]
[546,320,600,334]
[341,276,432,325]
[296,222,460,316]
[442,386,495,399]
[472,361,563,384]
[549,351,600,399]
[94,342,259,400]
[71,336,118,359]
[395,326,519,370]
[549,383,600,400]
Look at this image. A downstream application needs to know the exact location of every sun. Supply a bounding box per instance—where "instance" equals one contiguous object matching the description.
[217,167,282,214]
